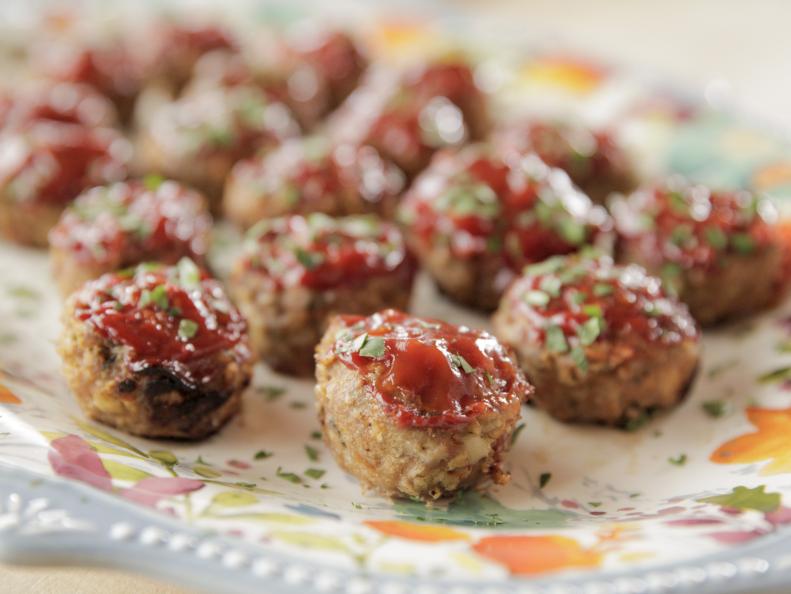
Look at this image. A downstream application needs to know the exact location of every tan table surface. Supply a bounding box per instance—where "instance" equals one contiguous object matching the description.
[3,0,791,592]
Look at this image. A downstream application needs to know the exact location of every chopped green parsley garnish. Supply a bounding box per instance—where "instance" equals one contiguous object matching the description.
[143,174,165,191]
[668,454,687,466]
[305,444,320,462]
[570,345,588,372]
[545,325,568,353]
[539,472,552,488]
[254,450,273,460]
[357,335,385,358]
[276,467,302,484]
[178,318,199,340]
[577,317,602,346]
[294,248,324,270]
[702,400,727,418]
[177,258,201,290]
[557,218,587,245]
[539,275,562,297]
[731,233,755,254]
[450,353,475,374]
[304,468,326,480]
[139,285,169,310]
[593,283,613,297]
[524,290,550,307]
[703,226,727,250]
[524,256,565,276]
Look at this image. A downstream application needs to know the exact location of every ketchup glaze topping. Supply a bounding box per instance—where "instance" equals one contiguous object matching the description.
[0,122,131,206]
[49,177,212,265]
[73,259,249,386]
[365,61,485,174]
[400,144,612,266]
[332,309,529,428]
[289,29,367,104]
[40,39,142,104]
[233,137,405,214]
[242,213,415,291]
[613,179,778,273]
[148,85,299,160]
[507,253,698,369]
[2,83,117,131]
[502,120,630,190]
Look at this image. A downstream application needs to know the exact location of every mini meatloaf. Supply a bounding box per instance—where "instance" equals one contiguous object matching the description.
[497,120,636,204]
[138,21,238,92]
[279,29,368,130]
[49,177,212,296]
[493,253,700,426]
[224,137,406,227]
[365,60,489,178]
[612,179,784,325]
[2,82,118,131]
[137,85,299,211]
[398,144,613,310]
[229,214,416,376]
[0,122,131,247]
[58,259,252,439]
[36,36,144,123]
[315,309,530,500]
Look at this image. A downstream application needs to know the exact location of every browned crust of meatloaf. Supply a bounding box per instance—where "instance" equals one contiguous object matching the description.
[58,300,252,439]
[50,245,210,298]
[135,128,235,214]
[315,318,522,500]
[619,242,783,326]
[577,169,636,206]
[492,306,700,425]
[0,198,64,247]
[230,269,413,376]
[406,236,506,311]
[222,168,348,230]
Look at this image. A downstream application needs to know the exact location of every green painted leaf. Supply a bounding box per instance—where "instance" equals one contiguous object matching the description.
[149,450,178,466]
[194,464,222,478]
[102,460,152,482]
[394,491,572,529]
[211,491,259,507]
[698,485,781,513]
[75,420,146,456]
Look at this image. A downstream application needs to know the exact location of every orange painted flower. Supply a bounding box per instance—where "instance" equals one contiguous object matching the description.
[711,407,791,474]
[520,57,606,94]
[0,381,21,404]
[472,534,602,576]
[364,520,469,542]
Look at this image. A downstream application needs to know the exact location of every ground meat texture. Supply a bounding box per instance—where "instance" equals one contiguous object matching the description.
[0,121,131,247]
[224,137,406,227]
[277,29,368,130]
[612,179,784,325]
[315,310,530,500]
[398,144,613,310]
[229,214,416,376]
[2,83,117,131]
[58,259,252,439]
[49,178,212,296]
[137,85,299,212]
[493,254,700,426]
[364,61,488,179]
[497,120,636,204]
